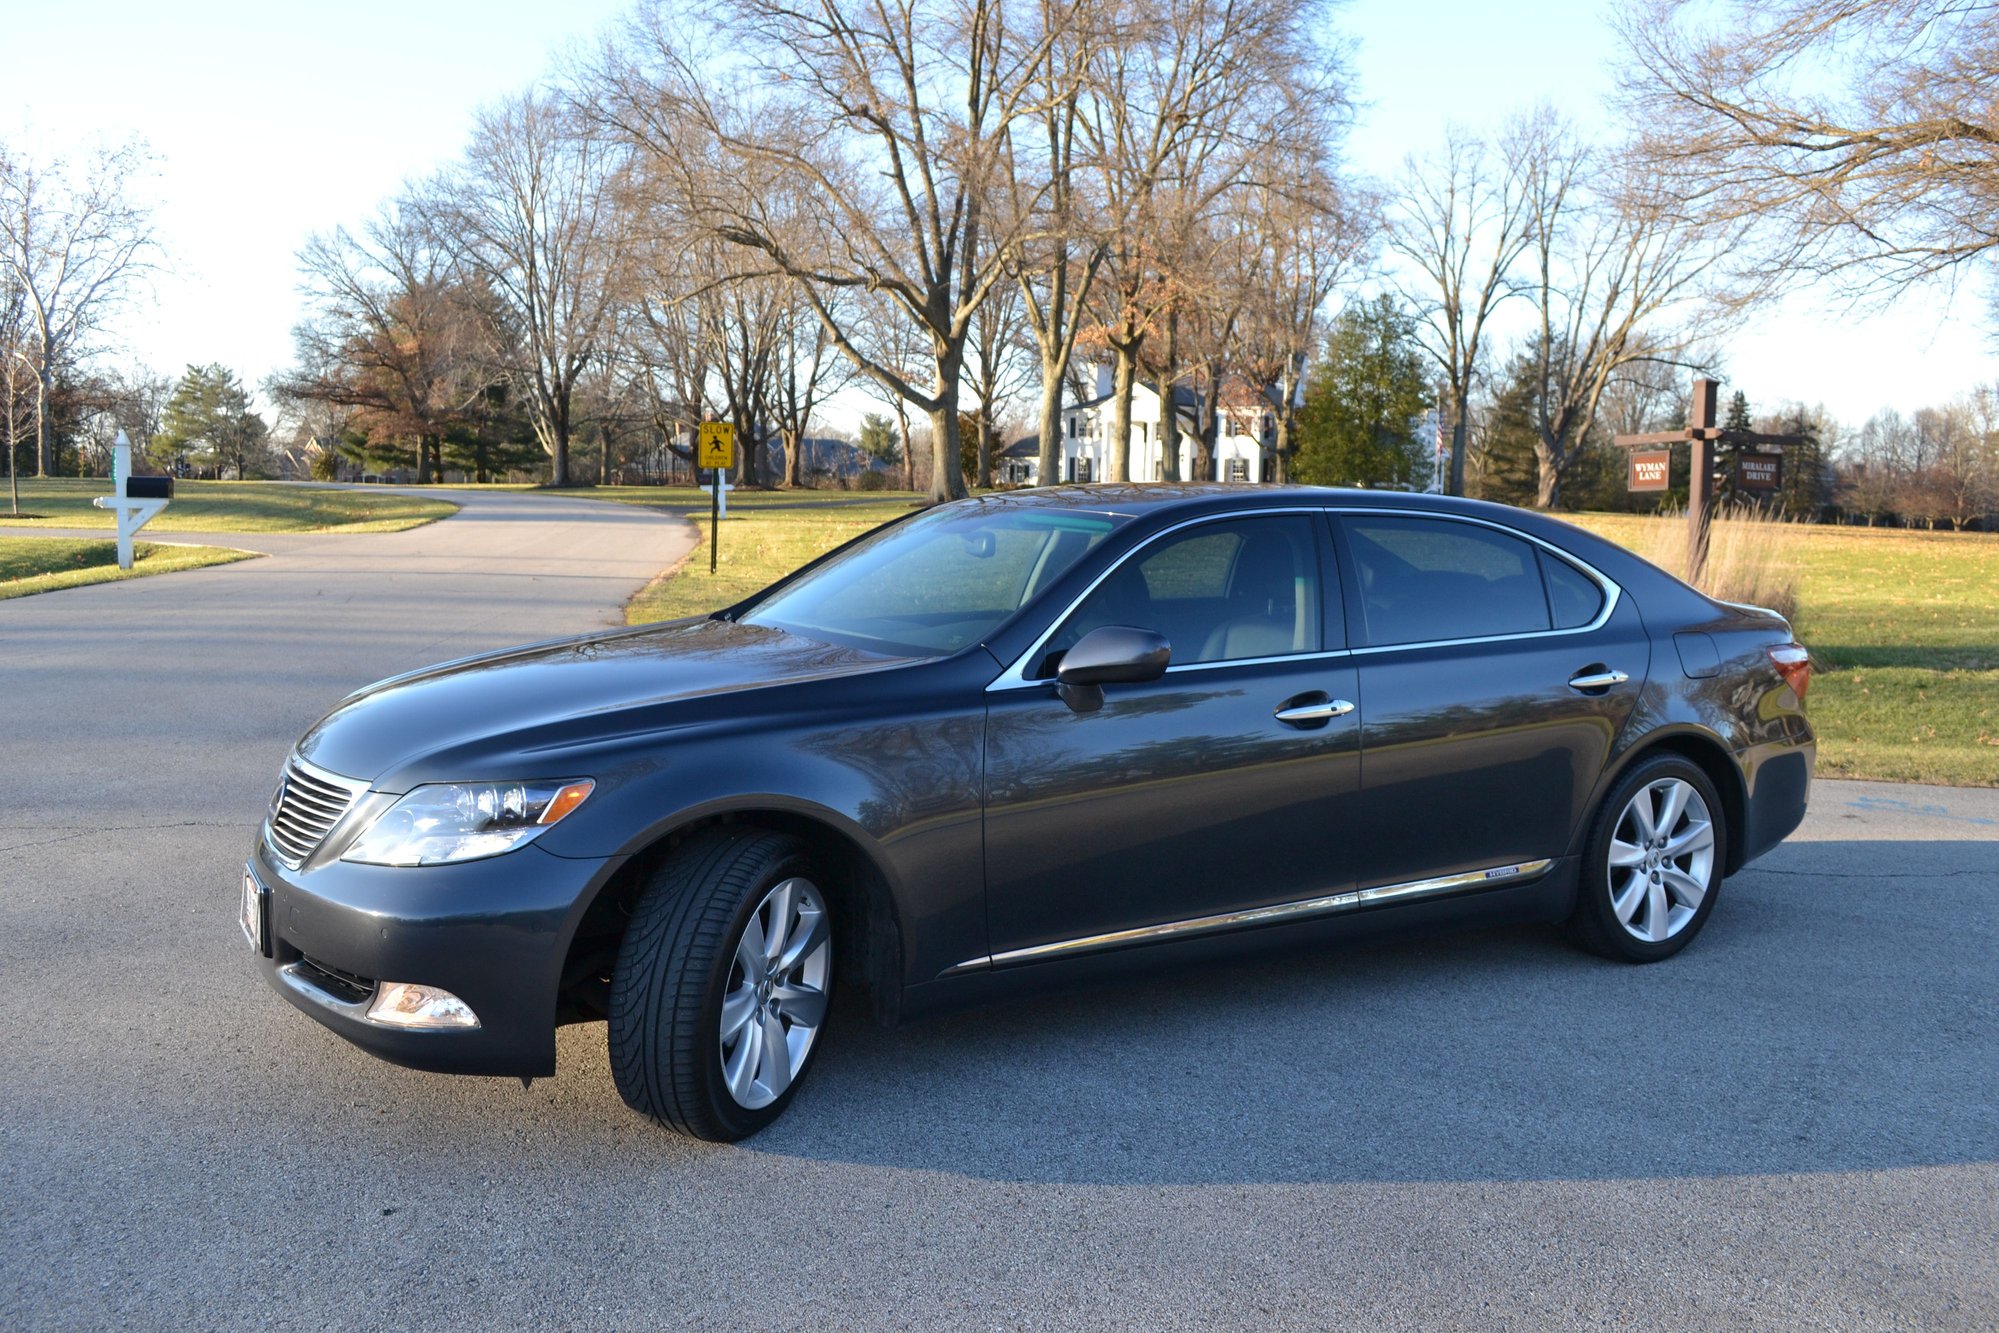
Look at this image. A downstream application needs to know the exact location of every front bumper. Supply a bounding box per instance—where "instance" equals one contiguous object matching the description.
[247,838,625,1077]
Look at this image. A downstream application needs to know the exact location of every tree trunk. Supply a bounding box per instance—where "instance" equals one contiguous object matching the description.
[1448,409,1469,498]
[34,368,54,477]
[976,420,994,491]
[898,406,914,491]
[1155,312,1180,483]
[1106,348,1138,483]
[783,428,803,487]
[1035,362,1064,488]
[1535,440,1562,509]
[928,399,969,504]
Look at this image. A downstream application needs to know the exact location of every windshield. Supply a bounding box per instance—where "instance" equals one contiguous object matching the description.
[740,502,1128,656]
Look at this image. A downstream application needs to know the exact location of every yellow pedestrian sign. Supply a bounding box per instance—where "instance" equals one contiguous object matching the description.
[697,421,735,470]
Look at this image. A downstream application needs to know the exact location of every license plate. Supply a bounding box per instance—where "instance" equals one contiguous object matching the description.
[241,869,268,955]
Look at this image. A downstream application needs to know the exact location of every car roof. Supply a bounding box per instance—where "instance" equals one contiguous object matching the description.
[955,483,1722,622]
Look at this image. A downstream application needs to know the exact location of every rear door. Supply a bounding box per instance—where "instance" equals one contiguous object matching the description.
[1332,511,1650,891]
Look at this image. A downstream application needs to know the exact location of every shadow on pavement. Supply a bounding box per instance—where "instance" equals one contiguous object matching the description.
[743,838,1997,1185]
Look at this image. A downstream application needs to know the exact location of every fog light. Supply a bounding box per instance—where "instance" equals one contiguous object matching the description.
[367,982,480,1030]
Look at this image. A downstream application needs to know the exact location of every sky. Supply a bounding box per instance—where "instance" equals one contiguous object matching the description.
[6,0,1992,432]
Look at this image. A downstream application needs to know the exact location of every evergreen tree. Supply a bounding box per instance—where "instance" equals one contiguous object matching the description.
[856,413,901,468]
[150,364,271,479]
[1718,389,1755,507]
[1296,296,1430,488]
[1474,350,1542,507]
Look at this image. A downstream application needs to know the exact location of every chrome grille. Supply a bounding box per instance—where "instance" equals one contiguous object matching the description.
[265,758,367,868]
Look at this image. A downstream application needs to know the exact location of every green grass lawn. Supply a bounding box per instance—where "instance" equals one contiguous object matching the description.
[625,496,919,624]
[1568,514,1998,787]
[0,537,259,599]
[0,478,458,532]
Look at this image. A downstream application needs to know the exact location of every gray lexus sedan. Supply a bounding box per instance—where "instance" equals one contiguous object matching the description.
[244,485,1814,1139]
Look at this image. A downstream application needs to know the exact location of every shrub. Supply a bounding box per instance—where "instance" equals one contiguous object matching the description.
[1638,503,1802,621]
[856,468,890,492]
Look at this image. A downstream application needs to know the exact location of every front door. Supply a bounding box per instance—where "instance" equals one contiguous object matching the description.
[983,514,1361,963]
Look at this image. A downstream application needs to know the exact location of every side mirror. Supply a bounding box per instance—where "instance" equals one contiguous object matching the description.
[1055,625,1170,712]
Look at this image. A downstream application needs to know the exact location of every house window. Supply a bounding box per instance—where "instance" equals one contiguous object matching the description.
[1226,458,1249,482]
[1076,458,1093,484]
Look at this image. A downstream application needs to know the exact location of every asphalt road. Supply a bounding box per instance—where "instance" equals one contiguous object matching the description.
[2,490,1994,1330]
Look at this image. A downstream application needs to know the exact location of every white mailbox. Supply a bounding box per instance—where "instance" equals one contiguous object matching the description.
[90,431,171,570]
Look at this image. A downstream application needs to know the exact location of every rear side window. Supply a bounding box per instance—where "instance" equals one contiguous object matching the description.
[1344,516,1552,645]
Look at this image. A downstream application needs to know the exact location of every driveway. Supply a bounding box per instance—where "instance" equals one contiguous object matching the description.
[1,490,1992,1329]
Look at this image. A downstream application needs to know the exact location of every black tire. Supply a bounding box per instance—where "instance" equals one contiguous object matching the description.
[609,829,833,1141]
[1567,753,1728,963]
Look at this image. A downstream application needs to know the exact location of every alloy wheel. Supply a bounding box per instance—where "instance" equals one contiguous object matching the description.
[719,876,832,1110]
[1606,778,1716,943]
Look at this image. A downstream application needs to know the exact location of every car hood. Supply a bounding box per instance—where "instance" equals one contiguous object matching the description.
[296,617,909,787]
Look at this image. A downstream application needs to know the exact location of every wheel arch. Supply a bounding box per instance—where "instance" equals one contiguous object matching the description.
[1581,728,1750,875]
[557,804,907,1031]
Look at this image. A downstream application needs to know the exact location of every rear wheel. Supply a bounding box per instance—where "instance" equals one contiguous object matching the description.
[609,830,834,1140]
[1568,755,1726,962]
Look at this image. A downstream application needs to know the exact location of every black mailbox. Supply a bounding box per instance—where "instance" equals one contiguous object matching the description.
[125,475,174,499]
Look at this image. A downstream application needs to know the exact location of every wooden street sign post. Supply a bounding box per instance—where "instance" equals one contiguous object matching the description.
[697,422,736,574]
[1614,378,1808,586]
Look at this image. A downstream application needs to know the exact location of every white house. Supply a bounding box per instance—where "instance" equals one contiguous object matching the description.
[998,366,1289,486]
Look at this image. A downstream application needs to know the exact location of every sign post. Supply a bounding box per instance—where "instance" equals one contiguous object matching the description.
[696,422,736,574]
[89,431,172,570]
[1614,378,1808,585]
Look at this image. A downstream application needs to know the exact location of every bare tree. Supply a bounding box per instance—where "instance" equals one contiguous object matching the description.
[1081,0,1345,483]
[590,0,1073,504]
[1387,124,1535,496]
[1516,118,1737,508]
[964,273,1035,487]
[0,137,158,476]
[1236,164,1374,483]
[1617,1,1999,294]
[1005,0,1109,487]
[439,92,631,486]
[769,290,848,488]
[279,199,493,482]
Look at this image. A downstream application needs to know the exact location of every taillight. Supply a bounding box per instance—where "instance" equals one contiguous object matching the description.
[1768,644,1811,700]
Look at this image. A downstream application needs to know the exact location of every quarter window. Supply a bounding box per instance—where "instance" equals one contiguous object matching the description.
[1540,549,1605,629]
[1344,516,1554,645]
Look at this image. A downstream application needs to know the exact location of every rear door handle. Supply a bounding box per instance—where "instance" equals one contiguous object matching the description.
[1568,668,1630,692]
[1274,697,1356,725]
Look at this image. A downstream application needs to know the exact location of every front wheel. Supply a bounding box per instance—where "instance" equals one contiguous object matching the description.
[609,830,834,1140]
[1568,755,1727,962]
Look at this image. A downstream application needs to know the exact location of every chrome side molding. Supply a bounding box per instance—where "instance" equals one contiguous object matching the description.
[941,857,1556,976]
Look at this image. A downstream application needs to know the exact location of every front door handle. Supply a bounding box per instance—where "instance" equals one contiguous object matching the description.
[1274,696,1356,725]
[1568,668,1630,692]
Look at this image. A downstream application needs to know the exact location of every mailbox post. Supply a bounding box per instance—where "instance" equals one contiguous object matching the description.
[90,431,172,570]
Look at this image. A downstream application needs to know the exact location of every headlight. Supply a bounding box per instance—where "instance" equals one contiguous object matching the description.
[341,779,595,866]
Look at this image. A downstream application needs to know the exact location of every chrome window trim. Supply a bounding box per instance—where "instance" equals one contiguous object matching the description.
[940,857,1555,976]
[985,503,1623,693]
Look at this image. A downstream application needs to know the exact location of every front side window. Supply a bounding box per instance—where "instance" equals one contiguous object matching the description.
[1344,516,1555,646]
[743,504,1127,656]
[1040,516,1323,673]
